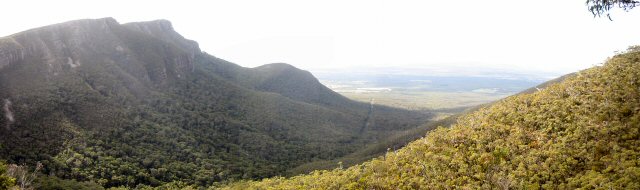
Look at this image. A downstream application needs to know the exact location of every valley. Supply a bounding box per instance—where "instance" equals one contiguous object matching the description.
[0,18,431,188]
[223,46,640,190]
[0,1,639,188]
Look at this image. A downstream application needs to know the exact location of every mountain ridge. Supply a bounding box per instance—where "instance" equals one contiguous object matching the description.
[0,18,430,188]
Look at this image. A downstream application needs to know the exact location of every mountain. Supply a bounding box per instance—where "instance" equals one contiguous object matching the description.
[223,49,640,189]
[286,70,583,176]
[0,18,430,187]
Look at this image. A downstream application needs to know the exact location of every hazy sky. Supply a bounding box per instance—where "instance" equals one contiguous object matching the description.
[1,0,639,76]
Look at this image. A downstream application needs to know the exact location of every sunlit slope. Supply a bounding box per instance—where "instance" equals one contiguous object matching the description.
[222,50,640,189]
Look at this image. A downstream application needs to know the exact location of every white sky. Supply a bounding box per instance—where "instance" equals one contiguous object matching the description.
[1,0,639,76]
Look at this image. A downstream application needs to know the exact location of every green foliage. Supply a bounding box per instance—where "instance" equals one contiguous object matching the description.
[6,162,42,189]
[35,175,104,190]
[287,113,461,175]
[0,18,430,188]
[0,161,16,190]
[222,50,640,189]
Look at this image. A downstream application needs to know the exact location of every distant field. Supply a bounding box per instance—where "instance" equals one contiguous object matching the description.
[317,72,542,112]
[337,90,508,110]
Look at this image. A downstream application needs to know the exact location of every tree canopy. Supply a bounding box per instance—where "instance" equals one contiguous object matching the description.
[587,0,639,19]
[0,161,16,189]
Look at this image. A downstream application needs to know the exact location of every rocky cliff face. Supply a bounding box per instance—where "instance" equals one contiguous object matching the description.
[124,19,200,56]
[0,39,24,70]
[0,18,117,70]
[0,18,198,84]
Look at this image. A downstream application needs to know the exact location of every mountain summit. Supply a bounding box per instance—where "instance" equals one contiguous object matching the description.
[0,18,430,187]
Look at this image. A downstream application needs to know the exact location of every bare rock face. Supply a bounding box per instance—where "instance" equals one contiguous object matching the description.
[124,19,200,55]
[123,19,200,75]
[0,18,210,133]
[0,39,24,70]
[0,18,121,73]
[0,17,200,83]
[2,99,13,129]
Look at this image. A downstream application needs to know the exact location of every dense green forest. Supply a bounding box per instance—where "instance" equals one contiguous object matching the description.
[221,48,640,189]
[0,18,430,189]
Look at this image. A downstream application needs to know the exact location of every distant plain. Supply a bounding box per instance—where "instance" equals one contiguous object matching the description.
[316,69,545,113]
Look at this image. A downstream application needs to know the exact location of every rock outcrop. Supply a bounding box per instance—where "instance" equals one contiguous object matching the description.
[0,17,199,83]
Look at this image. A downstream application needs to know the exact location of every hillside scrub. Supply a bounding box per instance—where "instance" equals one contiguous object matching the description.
[221,49,640,189]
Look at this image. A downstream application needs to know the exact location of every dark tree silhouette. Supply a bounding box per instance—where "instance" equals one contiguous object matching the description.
[587,0,639,19]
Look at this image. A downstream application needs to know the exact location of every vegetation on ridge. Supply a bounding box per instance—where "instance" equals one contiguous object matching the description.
[222,48,640,189]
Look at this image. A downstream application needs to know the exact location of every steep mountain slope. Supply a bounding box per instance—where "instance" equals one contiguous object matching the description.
[223,49,640,189]
[287,71,581,177]
[0,18,430,187]
[286,113,460,176]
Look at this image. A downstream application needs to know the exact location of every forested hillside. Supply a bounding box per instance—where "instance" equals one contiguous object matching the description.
[223,48,640,189]
[0,18,430,188]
